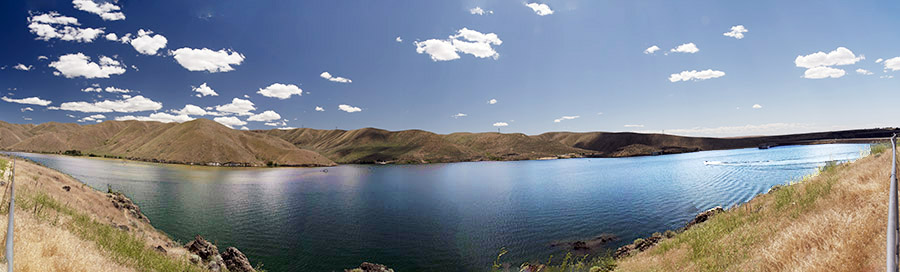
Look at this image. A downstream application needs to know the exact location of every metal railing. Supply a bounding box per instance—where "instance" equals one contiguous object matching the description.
[888,135,898,272]
[4,159,13,272]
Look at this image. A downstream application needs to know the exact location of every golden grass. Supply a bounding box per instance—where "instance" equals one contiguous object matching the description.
[616,148,891,272]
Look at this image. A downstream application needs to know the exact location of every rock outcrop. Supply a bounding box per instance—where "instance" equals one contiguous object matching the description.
[550,234,617,251]
[344,262,394,272]
[684,206,724,230]
[107,192,150,223]
[615,206,725,259]
[222,246,256,272]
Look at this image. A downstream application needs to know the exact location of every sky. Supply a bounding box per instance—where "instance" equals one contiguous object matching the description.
[1,0,899,137]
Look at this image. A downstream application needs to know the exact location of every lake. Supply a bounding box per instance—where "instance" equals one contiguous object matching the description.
[6,143,870,271]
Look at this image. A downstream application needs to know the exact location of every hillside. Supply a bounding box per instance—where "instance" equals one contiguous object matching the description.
[0,119,335,167]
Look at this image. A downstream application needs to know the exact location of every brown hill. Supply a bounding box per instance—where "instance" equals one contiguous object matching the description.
[1,119,335,167]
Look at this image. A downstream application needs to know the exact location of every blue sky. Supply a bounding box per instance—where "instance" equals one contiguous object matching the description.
[1,0,899,137]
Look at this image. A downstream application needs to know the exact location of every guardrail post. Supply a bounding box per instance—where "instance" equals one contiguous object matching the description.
[888,135,898,272]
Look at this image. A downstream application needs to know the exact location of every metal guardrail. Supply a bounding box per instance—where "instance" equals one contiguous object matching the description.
[4,159,13,272]
[888,135,898,272]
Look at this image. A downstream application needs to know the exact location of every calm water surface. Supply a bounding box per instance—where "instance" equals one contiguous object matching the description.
[7,144,869,271]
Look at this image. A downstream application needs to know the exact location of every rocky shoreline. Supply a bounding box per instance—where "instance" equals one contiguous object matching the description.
[614,206,725,259]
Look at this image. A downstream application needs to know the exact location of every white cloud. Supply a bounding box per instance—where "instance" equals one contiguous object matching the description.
[722,25,748,39]
[215,98,256,116]
[415,28,502,61]
[670,43,699,54]
[80,86,130,93]
[624,124,644,128]
[884,57,900,71]
[803,66,845,79]
[856,68,873,75]
[876,58,884,63]
[882,75,895,79]
[553,116,579,123]
[27,12,105,42]
[13,64,32,71]
[240,126,249,131]
[668,69,725,82]
[58,95,162,113]
[453,113,467,118]
[794,47,863,68]
[320,72,352,83]
[277,127,297,130]
[172,48,245,73]
[77,114,106,123]
[488,98,497,104]
[752,104,762,109]
[2,96,52,106]
[257,83,303,99]
[37,56,48,60]
[117,113,194,123]
[21,107,34,112]
[192,83,218,97]
[649,123,816,137]
[130,29,167,55]
[525,3,554,16]
[213,116,246,128]
[493,122,509,127]
[315,106,324,112]
[248,110,281,122]
[105,33,117,41]
[395,36,402,43]
[338,104,362,113]
[72,0,125,21]
[49,53,126,78]
[644,45,660,54]
[171,104,219,116]
[470,7,492,15]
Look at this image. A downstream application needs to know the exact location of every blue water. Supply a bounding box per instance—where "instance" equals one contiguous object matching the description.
[6,143,869,271]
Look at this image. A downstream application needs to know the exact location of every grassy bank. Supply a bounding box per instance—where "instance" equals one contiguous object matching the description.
[0,156,205,271]
[615,144,890,271]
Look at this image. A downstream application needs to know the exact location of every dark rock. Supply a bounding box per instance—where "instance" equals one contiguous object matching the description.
[155,245,167,254]
[222,247,256,272]
[551,234,617,251]
[344,262,394,272]
[108,192,150,223]
[116,224,129,232]
[685,206,724,230]
[62,185,71,192]
[185,235,219,261]
[572,241,589,250]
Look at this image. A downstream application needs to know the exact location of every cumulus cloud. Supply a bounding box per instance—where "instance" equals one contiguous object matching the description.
[670,43,699,54]
[856,68,873,75]
[488,98,497,104]
[525,3,554,16]
[172,48,245,72]
[415,28,502,61]
[49,53,126,78]
[21,107,34,112]
[81,86,131,93]
[213,116,246,128]
[884,57,900,71]
[338,104,362,113]
[240,126,249,130]
[192,83,218,97]
[752,104,762,109]
[876,58,884,63]
[395,36,402,43]
[77,114,106,123]
[105,33,117,41]
[644,45,660,54]
[13,64,32,71]
[2,96,52,106]
[27,12,104,42]
[723,25,748,39]
[493,122,509,127]
[794,47,863,68]
[320,72,352,83]
[248,110,281,122]
[58,95,162,113]
[315,106,324,112]
[117,113,194,123]
[72,0,125,21]
[470,7,492,15]
[668,69,725,82]
[129,29,167,55]
[803,66,845,79]
[215,98,256,116]
[257,83,303,99]
[553,116,579,123]
[171,104,219,116]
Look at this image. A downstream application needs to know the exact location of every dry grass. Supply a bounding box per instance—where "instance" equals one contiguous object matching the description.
[0,156,204,272]
[616,147,891,272]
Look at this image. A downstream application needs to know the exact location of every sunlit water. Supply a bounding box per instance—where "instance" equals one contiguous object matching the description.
[6,144,869,271]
